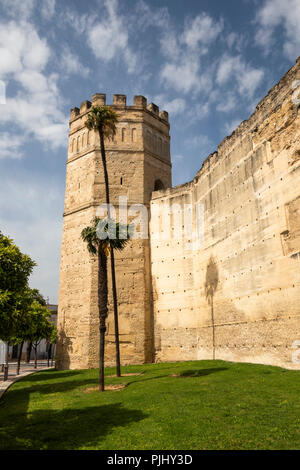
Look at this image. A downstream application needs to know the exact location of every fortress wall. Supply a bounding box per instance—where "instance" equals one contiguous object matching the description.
[150,59,300,369]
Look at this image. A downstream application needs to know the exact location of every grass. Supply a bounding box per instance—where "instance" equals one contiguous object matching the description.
[0,360,299,450]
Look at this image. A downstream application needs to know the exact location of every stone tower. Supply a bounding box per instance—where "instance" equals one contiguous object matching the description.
[56,94,171,369]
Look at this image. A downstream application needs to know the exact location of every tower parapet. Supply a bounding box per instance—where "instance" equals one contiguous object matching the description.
[69,94,169,124]
[92,93,106,106]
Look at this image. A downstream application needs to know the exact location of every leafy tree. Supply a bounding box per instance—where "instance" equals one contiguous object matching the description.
[12,288,47,374]
[22,288,46,365]
[25,300,57,369]
[0,232,36,380]
[81,218,130,391]
[85,106,124,377]
[46,325,57,367]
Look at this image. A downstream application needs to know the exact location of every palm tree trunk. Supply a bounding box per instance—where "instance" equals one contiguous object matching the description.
[16,341,23,375]
[98,244,108,391]
[99,127,121,377]
[110,250,121,376]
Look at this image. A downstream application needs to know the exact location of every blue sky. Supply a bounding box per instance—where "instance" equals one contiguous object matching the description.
[0,0,299,303]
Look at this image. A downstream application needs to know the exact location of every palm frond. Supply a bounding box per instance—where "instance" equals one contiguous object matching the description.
[84,106,118,138]
[95,217,132,251]
[81,225,98,255]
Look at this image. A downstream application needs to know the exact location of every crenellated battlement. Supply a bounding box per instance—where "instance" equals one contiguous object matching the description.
[70,94,169,123]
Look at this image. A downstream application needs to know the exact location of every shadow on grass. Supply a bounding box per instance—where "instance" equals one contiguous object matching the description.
[127,374,170,386]
[20,370,83,382]
[5,370,171,399]
[177,367,228,378]
[4,377,102,398]
[0,403,147,450]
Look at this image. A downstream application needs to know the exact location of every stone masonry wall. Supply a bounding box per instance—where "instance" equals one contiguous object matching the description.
[151,58,300,370]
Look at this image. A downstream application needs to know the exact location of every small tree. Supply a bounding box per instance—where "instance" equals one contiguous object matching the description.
[81,218,131,391]
[26,301,57,369]
[13,288,47,374]
[47,326,57,367]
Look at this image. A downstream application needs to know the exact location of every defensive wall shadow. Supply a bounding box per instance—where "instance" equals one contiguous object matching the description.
[20,370,82,383]
[0,402,147,450]
[0,367,147,450]
[4,377,102,398]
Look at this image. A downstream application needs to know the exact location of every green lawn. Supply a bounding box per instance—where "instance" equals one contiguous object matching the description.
[0,360,299,450]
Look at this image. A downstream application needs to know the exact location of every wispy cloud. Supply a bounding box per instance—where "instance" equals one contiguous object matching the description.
[0,132,24,159]
[87,0,137,73]
[0,0,56,20]
[216,54,264,97]
[60,46,90,78]
[153,95,186,115]
[255,0,300,60]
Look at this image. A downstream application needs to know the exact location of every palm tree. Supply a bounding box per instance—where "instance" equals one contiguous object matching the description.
[85,106,123,377]
[81,218,130,391]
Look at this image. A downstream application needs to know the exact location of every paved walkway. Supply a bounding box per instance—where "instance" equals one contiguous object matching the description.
[0,362,54,400]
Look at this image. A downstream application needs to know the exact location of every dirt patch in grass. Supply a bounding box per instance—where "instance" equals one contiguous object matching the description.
[84,384,127,393]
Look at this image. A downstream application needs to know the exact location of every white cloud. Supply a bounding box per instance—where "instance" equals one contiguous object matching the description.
[153,95,186,115]
[225,32,245,52]
[0,20,68,152]
[0,132,24,159]
[163,98,186,115]
[216,54,264,97]
[136,0,170,30]
[0,0,56,20]
[61,47,90,78]
[161,60,200,94]
[255,0,300,60]
[40,0,56,20]
[160,30,180,62]
[181,13,223,50]
[160,12,222,95]
[61,9,96,35]
[0,0,35,19]
[161,58,214,95]
[87,0,137,73]
[216,92,238,112]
